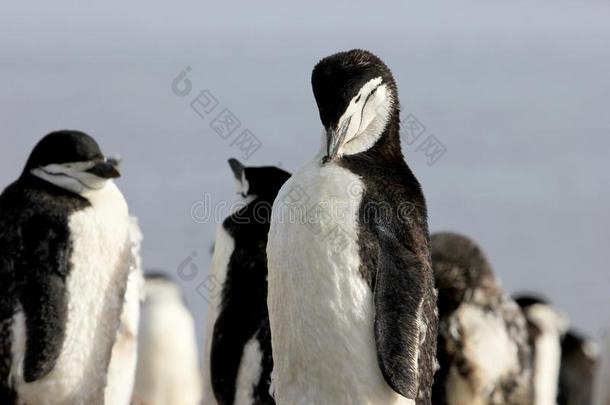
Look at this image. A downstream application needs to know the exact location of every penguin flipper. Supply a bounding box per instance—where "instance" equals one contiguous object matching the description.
[373,228,427,400]
[210,308,252,405]
[20,218,70,382]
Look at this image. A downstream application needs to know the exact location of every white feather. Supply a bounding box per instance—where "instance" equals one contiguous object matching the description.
[133,277,202,405]
[445,304,520,404]
[11,181,132,404]
[233,338,263,405]
[334,77,392,158]
[267,157,413,404]
[104,217,144,405]
[525,303,568,405]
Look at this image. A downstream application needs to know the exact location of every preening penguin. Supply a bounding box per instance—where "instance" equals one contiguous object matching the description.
[266,49,438,404]
[202,159,290,405]
[430,232,533,405]
[0,130,136,404]
[515,295,569,405]
[133,273,202,405]
[557,330,599,405]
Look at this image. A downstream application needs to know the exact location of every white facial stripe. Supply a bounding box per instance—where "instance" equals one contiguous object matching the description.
[334,76,392,157]
[31,162,110,196]
[336,77,383,139]
[234,170,249,197]
[38,162,95,175]
[358,84,389,136]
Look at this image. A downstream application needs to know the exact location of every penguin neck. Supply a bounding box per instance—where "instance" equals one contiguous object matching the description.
[344,109,405,165]
[19,172,89,201]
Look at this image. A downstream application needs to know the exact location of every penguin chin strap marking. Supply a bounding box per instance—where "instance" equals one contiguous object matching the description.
[234,169,249,197]
[32,165,107,193]
[324,77,392,162]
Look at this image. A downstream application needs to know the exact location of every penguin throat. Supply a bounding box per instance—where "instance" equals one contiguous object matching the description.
[31,166,108,196]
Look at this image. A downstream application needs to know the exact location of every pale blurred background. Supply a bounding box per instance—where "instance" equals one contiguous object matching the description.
[1,0,609,363]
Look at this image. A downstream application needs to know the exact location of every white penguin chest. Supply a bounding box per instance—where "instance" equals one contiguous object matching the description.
[267,160,410,404]
[12,182,132,405]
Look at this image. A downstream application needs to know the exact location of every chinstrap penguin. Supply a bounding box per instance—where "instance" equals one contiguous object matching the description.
[515,295,569,405]
[430,232,533,405]
[202,159,290,405]
[133,273,202,405]
[0,130,138,405]
[557,330,599,405]
[266,49,438,405]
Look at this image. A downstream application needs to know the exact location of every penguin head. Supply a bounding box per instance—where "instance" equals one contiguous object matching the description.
[431,232,499,314]
[561,330,600,364]
[311,49,398,163]
[144,272,187,305]
[228,158,291,199]
[514,294,569,335]
[24,130,121,196]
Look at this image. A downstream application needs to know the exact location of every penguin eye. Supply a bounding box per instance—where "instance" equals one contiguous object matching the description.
[354,95,361,103]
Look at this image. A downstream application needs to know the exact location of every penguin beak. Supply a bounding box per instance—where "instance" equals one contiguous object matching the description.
[324,116,351,163]
[86,160,121,179]
[228,158,245,180]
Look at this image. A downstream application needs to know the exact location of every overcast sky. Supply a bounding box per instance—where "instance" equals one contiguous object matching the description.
[1,0,609,348]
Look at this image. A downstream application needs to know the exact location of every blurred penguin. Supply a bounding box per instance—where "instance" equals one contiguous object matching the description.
[133,273,202,405]
[431,232,533,405]
[593,331,610,405]
[202,159,290,405]
[515,295,569,405]
[104,216,144,405]
[557,330,599,405]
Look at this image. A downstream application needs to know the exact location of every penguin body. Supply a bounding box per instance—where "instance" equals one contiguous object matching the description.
[557,330,599,405]
[202,159,290,405]
[515,295,569,405]
[267,49,438,404]
[0,131,134,404]
[430,232,533,405]
[134,273,202,405]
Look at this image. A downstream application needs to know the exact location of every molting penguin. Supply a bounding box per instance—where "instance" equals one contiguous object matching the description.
[202,159,291,405]
[430,232,533,405]
[0,130,137,404]
[557,330,599,405]
[134,273,202,405]
[515,295,569,405]
[266,49,438,404]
